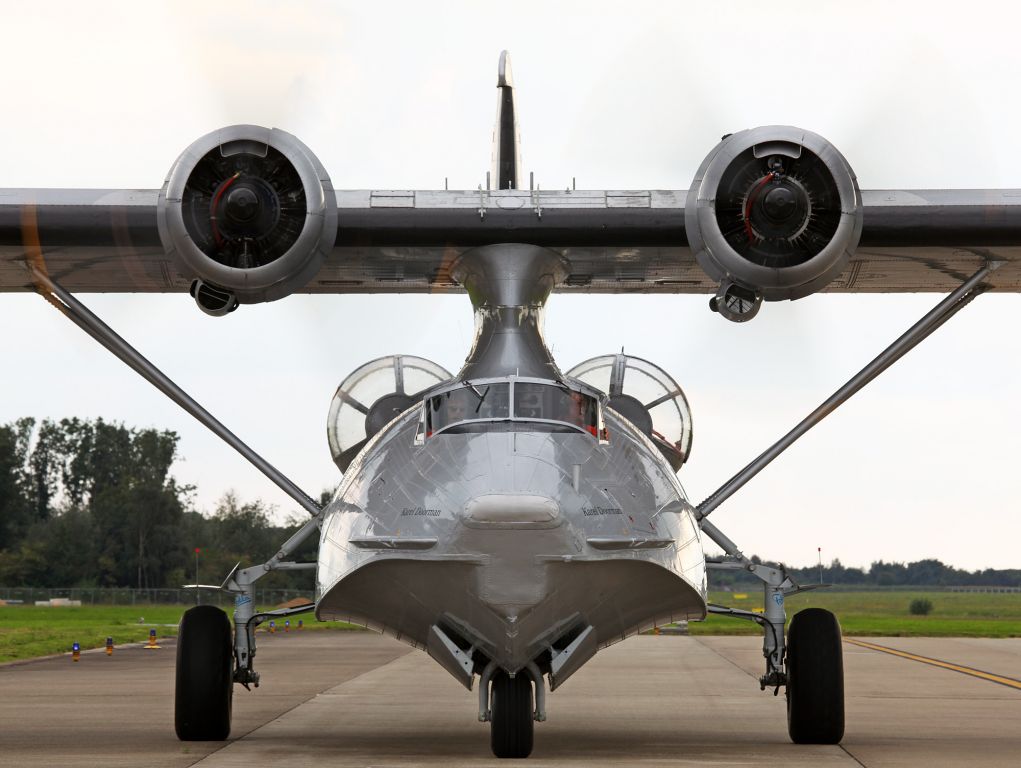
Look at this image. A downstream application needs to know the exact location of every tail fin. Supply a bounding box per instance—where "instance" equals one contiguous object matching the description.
[491,51,521,190]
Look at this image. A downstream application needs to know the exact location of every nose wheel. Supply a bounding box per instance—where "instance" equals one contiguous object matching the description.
[490,671,534,758]
[174,605,234,741]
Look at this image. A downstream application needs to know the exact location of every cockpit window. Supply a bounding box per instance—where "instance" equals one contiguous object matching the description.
[424,379,600,438]
[513,382,599,435]
[427,383,510,434]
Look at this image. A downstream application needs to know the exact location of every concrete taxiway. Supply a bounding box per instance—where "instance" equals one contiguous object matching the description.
[1,631,1018,766]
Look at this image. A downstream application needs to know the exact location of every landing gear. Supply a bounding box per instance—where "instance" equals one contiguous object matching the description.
[490,671,534,759]
[175,605,233,741]
[705,556,843,744]
[786,608,844,744]
[175,522,320,741]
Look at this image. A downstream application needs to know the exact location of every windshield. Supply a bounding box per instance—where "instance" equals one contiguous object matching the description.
[513,381,598,435]
[425,380,600,437]
[427,383,510,434]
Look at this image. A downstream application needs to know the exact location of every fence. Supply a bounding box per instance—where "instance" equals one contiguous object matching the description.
[714,583,1021,593]
[0,586,314,607]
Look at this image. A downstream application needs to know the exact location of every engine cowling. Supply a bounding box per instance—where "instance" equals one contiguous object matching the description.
[686,126,863,322]
[157,125,337,315]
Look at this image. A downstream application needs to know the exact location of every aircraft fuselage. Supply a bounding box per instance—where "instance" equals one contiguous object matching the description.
[315,244,707,685]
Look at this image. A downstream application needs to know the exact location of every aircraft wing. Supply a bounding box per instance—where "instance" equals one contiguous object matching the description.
[2,186,1020,295]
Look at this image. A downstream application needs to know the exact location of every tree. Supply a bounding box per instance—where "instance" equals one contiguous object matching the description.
[0,418,34,549]
[210,491,277,561]
[0,417,192,589]
[87,420,188,588]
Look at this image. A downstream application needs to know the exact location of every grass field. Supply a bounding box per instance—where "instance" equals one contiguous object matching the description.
[2,591,1019,663]
[0,604,355,664]
[687,590,1021,637]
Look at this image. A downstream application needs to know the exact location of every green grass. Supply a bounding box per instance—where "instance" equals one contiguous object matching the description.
[0,604,359,663]
[686,590,1021,637]
[4,591,1020,662]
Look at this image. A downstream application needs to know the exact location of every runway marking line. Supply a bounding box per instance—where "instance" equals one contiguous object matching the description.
[845,638,1021,691]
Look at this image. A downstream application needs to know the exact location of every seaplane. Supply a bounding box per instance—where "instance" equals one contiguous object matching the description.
[1,52,1017,758]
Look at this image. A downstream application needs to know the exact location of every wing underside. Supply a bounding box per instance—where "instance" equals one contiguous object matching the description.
[1,187,1020,294]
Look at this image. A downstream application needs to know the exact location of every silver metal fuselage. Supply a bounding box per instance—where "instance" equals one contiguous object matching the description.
[314,244,708,686]
[316,403,707,673]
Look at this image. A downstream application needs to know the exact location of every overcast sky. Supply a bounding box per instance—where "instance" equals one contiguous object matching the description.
[1,1,1020,572]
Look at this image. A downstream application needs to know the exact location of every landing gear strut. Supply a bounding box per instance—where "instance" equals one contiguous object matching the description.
[704,537,844,745]
[174,513,323,743]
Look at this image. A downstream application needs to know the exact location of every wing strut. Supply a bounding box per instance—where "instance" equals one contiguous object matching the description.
[695,259,1003,524]
[28,268,322,518]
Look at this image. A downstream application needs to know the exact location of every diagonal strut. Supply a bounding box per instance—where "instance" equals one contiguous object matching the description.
[29,268,322,518]
[696,260,1003,524]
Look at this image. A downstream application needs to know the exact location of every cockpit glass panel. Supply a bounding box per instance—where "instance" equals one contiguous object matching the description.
[427,383,510,433]
[513,382,598,434]
[424,380,599,437]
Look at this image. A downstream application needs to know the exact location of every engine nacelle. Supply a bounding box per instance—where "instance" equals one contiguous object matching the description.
[157,125,337,311]
[686,126,863,320]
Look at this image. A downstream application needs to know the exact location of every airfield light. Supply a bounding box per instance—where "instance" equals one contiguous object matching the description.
[285,620,290,632]
[72,642,80,662]
[146,628,160,649]
[269,620,276,634]
[298,620,303,630]
[106,637,113,656]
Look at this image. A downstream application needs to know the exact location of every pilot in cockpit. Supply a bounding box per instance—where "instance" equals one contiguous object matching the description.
[446,390,470,423]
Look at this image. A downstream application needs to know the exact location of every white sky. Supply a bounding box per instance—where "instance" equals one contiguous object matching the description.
[1,1,1020,572]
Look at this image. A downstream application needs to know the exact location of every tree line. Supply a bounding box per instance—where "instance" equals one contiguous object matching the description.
[0,418,319,590]
[713,555,1021,589]
[1,417,1017,590]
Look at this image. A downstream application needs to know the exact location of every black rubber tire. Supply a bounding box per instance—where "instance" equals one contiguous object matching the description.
[175,605,233,741]
[786,607,844,744]
[490,671,534,759]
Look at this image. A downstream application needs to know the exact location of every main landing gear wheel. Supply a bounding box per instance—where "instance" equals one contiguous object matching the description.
[786,607,844,744]
[490,671,534,759]
[175,605,234,741]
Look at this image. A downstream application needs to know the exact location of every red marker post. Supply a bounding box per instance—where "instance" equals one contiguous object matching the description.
[194,548,201,605]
